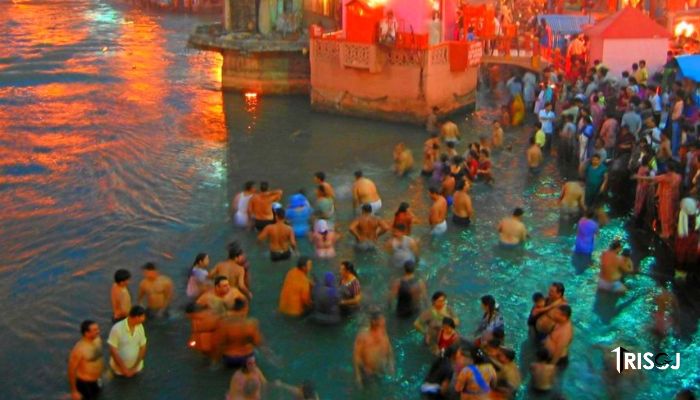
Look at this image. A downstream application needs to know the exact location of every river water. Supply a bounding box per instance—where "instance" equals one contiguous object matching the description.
[0,1,698,399]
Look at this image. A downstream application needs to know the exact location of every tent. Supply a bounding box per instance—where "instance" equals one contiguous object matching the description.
[584,7,670,78]
[676,55,700,82]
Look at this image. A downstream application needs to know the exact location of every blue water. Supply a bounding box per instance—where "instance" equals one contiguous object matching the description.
[0,1,698,399]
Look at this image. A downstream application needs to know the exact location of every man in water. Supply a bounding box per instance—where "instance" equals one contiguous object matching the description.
[137,262,173,318]
[535,282,568,341]
[108,306,147,377]
[440,119,460,145]
[544,305,573,368]
[353,312,395,388]
[209,242,252,299]
[111,269,132,323]
[497,208,527,247]
[428,186,448,235]
[279,257,313,317]
[231,181,256,228]
[258,208,297,262]
[559,180,585,221]
[599,241,634,293]
[526,136,543,173]
[68,320,104,400]
[314,171,335,199]
[393,142,414,177]
[352,170,382,214]
[248,181,283,232]
[197,276,246,316]
[213,298,263,369]
[349,203,390,251]
[452,179,473,227]
[388,260,428,319]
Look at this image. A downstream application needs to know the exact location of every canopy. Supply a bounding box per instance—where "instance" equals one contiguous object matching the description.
[538,14,591,35]
[676,55,700,82]
[583,7,670,39]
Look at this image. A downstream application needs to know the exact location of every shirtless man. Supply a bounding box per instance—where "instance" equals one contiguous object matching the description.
[314,171,335,199]
[352,170,382,214]
[492,121,504,148]
[111,269,132,323]
[213,298,263,369]
[441,119,460,145]
[535,282,568,341]
[353,312,395,388]
[349,204,390,250]
[544,305,573,368]
[526,136,543,173]
[428,186,448,235]
[559,180,585,220]
[452,179,473,227]
[422,138,440,176]
[393,142,414,177]
[68,320,104,400]
[197,276,246,317]
[137,263,173,318]
[497,208,527,247]
[258,208,297,262]
[209,243,251,299]
[248,181,283,232]
[599,241,634,293]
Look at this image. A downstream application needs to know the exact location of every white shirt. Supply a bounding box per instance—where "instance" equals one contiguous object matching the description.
[108,319,147,374]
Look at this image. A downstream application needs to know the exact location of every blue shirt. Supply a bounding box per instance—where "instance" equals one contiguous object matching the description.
[575,217,598,255]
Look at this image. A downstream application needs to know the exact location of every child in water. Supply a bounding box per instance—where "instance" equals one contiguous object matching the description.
[527,292,546,334]
[434,317,459,357]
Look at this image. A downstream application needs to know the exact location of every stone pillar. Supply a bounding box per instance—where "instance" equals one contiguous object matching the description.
[224,0,233,31]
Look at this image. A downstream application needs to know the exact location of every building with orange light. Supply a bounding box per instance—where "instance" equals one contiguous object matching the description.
[310,0,484,124]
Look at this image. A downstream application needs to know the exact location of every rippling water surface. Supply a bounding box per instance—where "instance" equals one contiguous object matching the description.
[0,1,698,399]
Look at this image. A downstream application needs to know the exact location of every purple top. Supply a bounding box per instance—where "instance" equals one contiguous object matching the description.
[575,217,598,255]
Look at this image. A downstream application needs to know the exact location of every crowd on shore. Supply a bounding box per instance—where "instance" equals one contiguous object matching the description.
[66,58,699,400]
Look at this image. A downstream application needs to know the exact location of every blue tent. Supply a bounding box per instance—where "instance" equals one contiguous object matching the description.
[676,55,700,82]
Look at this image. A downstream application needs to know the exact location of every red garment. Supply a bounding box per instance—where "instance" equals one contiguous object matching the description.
[654,172,682,238]
[437,329,458,351]
[674,232,698,270]
[634,166,652,217]
[393,211,413,234]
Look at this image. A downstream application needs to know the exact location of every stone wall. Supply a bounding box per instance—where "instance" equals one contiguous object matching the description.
[222,49,310,94]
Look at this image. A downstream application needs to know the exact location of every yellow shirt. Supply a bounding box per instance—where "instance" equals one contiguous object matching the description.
[535,129,546,147]
[279,268,312,316]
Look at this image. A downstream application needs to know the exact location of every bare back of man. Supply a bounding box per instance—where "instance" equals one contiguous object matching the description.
[560,181,585,216]
[498,217,527,245]
[249,190,282,229]
[210,260,248,296]
[215,316,262,359]
[527,144,543,169]
[453,191,473,219]
[353,178,381,209]
[429,196,448,226]
[350,214,388,247]
[258,221,296,259]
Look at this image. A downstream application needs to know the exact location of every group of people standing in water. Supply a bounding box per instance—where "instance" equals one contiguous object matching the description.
[66,69,699,399]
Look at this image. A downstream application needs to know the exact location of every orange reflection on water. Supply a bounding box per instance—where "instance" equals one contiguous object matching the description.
[5,0,90,51]
[183,52,227,142]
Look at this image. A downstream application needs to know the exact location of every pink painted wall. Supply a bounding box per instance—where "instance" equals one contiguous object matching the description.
[600,39,668,78]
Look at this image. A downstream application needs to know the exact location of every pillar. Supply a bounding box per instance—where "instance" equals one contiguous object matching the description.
[224,0,233,31]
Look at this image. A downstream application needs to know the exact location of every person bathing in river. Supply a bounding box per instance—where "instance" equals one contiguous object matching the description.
[258,208,297,262]
[477,149,494,184]
[452,179,473,227]
[497,208,527,248]
[392,202,418,235]
[231,181,256,228]
[137,262,173,319]
[248,182,283,232]
[429,186,448,235]
[350,204,390,251]
[386,224,419,268]
[353,311,395,388]
[598,240,634,293]
[352,170,382,215]
[527,136,543,174]
[310,219,339,259]
[393,142,414,176]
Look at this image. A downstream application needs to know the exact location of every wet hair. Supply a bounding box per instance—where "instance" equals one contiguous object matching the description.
[442,317,456,329]
[536,348,552,362]
[361,203,372,213]
[314,171,326,181]
[354,170,363,178]
[369,310,383,324]
[403,260,416,273]
[532,292,544,302]
[513,208,524,217]
[244,181,255,191]
[440,154,449,163]
[129,305,146,317]
[81,320,96,335]
[584,209,595,219]
[432,291,446,302]
[297,256,310,269]
[114,269,131,284]
[455,179,466,191]
[214,276,229,287]
[502,348,516,362]
[232,298,247,311]
[142,262,156,271]
[447,141,455,149]
[396,202,409,215]
[193,252,208,267]
[481,295,497,317]
[558,304,572,319]
[341,260,357,277]
[228,242,243,259]
[551,282,565,296]
[260,181,269,192]
[275,207,286,219]
[301,381,317,399]
[470,347,488,364]
[317,184,328,197]
[610,239,622,250]
[429,186,441,195]
[394,223,407,233]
